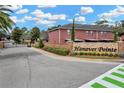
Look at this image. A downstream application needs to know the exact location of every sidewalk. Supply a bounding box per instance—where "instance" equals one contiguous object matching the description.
[31,47,123,65]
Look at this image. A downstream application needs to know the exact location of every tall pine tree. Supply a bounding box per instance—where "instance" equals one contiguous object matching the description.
[71,18,75,42]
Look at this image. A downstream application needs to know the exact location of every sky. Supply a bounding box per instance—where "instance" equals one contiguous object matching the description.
[9,5,124,31]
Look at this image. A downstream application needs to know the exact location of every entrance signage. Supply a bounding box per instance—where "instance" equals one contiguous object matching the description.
[73,42,118,53]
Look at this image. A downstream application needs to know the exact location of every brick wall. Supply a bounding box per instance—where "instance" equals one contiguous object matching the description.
[48,29,59,44]
[45,41,124,54]
[48,29,114,44]
[44,42,73,50]
[118,42,124,53]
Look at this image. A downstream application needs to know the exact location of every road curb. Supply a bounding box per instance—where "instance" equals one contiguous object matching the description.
[30,47,122,65]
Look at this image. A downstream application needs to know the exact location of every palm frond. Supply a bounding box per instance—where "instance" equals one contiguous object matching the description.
[0,8,13,13]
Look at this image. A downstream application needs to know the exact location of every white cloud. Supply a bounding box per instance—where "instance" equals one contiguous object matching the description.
[68,16,85,23]
[80,6,94,14]
[31,9,43,16]
[16,9,29,14]
[37,5,56,8]
[31,9,66,21]
[27,16,56,25]
[75,16,85,22]
[75,13,79,16]
[99,6,124,20]
[10,16,25,23]
[31,9,66,26]
[24,16,34,21]
[68,19,73,22]
[10,5,23,10]
[48,14,66,21]
[36,19,56,25]
[31,9,50,18]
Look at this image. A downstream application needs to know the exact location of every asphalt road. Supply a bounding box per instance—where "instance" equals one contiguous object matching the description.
[0,45,118,88]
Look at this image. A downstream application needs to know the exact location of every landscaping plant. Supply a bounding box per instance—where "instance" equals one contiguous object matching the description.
[38,39,44,48]
[43,46,69,56]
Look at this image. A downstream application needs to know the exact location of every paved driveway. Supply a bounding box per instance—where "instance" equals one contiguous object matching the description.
[0,46,118,88]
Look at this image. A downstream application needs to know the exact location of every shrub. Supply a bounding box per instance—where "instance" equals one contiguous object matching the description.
[88,52,92,56]
[84,52,88,55]
[92,52,96,56]
[113,54,118,57]
[108,53,114,57]
[80,52,84,55]
[38,39,44,48]
[43,46,69,56]
[102,53,106,56]
[96,53,100,56]
[34,39,44,48]
[104,53,108,56]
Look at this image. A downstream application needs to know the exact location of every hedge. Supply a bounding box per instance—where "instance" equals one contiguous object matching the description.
[42,46,69,56]
[72,52,119,57]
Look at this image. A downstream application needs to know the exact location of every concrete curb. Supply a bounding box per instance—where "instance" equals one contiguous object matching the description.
[30,47,122,65]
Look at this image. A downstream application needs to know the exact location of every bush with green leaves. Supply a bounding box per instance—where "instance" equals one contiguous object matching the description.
[72,51,119,57]
[114,54,118,57]
[38,39,44,48]
[43,46,69,56]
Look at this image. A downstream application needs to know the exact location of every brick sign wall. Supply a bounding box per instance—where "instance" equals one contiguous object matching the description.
[73,42,119,53]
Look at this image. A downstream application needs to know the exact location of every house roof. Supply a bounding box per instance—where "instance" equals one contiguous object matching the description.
[48,24,113,32]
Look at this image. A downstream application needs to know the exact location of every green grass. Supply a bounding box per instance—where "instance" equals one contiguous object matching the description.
[91,82,107,88]
[118,68,124,72]
[111,72,124,78]
[103,77,124,87]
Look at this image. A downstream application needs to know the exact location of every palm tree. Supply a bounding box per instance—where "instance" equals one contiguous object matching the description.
[0,5,14,33]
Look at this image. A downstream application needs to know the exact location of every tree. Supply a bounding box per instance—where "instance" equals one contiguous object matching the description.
[30,27,40,42]
[95,20,109,26]
[12,27,23,44]
[40,31,48,41]
[20,27,30,39]
[71,18,75,42]
[112,27,120,42]
[48,25,61,30]
[121,20,124,27]
[0,31,6,41]
[38,39,44,48]
[112,21,124,42]
[0,5,14,33]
